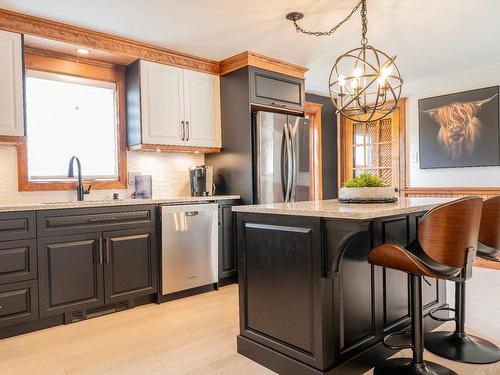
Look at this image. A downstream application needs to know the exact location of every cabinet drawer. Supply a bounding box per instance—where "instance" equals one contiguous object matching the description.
[0,211,36,241]
[0,239,37,284]
[37,205,155,237]
[249,67,304,111]
[0,280,38,328]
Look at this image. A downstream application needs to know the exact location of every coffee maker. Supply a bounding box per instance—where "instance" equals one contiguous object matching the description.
[189,165,214,196]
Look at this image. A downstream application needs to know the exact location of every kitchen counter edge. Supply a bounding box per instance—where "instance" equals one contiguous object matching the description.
[0,195,241,213]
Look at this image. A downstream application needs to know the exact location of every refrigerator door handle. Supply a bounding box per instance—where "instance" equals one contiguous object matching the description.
[280,130,287,201]
[283,123,293,202]
[288,123,297,202]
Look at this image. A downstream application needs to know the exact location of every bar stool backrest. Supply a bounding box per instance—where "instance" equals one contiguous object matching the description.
[418,197,483,269]
[479,195,500,250]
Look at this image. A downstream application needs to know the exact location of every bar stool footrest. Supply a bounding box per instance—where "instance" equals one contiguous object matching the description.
[429,306,455,322]
[383,331,413,350]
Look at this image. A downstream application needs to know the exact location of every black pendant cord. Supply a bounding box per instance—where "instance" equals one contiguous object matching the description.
[287,0,368,46]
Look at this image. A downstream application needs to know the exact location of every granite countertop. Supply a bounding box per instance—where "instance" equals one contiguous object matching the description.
[0,195,240,213]
[232,197,458,220]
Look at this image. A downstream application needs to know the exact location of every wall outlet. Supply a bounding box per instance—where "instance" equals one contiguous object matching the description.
[410,152,419,163]
[128,172,140,187]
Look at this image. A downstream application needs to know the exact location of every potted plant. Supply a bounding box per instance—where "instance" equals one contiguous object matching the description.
[338,173,397,203]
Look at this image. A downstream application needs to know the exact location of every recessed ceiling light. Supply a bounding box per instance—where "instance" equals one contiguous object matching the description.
[76,48,90,55]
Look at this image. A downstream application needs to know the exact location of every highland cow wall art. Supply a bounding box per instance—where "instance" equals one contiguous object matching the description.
[418,86,500,169]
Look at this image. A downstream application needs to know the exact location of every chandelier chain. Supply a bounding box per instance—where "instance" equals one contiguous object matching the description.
[360,0,368,46]
[291,0,365,38]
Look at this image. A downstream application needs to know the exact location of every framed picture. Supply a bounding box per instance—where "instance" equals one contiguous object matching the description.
[418,86,500,169]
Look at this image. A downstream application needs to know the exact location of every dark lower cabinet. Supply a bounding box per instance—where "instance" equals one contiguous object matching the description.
[0,280,38,328]
[38,228,158,317]
[103,227,157,303]
[38,233,105,317]
[218,203,237,282]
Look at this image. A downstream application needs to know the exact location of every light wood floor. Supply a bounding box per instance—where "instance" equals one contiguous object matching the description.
[0,285,499,375]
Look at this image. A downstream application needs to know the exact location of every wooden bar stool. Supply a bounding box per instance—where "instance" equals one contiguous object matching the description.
[425,195,500,364]
[368,197,483,375]
[477,195,500,262]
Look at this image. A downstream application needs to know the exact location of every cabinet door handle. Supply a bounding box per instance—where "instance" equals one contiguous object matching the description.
[186,121,190,142]
[181,121,185,141]
[98,238,103,264]
[271,102,287,108]
[105,237,111,264]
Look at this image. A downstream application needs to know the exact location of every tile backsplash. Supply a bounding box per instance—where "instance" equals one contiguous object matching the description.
[0,145,204,202]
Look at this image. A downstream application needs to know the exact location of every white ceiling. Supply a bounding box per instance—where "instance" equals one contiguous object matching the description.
[1,0,498,94]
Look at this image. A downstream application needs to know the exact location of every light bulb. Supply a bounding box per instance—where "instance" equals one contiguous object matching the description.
[76,48,91,55]
[381,66,392,78]
[351,79,358,89]
[377,76,386,87]
[338,75,346,86]
[353,67,362,77]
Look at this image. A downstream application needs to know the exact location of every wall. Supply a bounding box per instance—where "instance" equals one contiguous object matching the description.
[305,93,338,199]
[405,62,500,187]
[0,145,203,202]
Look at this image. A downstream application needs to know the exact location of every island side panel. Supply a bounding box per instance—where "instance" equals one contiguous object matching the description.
[236,212,335,371]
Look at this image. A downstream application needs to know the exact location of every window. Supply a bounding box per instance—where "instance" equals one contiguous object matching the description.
[26,70,118,181]
[17,50,127,191]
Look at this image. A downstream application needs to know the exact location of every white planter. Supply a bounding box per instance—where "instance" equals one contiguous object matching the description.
[338,186,396,202]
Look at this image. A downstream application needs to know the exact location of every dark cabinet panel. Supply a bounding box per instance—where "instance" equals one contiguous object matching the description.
[38,233,104,317]
[238,214,326,368]
[423,277,439,307]
[249,67,304,111]
[0,280,38,328]
[374,216,411,331]
[103,227,157,303]
[339,229,375,352]
[37,205,155,237]
[218,204,236,281]
[0,211,36,241]
[0,239,37,284]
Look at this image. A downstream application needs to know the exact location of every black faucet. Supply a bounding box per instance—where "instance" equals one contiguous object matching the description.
[67,156,91,201]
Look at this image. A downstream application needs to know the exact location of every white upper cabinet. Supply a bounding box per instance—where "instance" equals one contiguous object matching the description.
[183,70,221,148]
[0,30,24,137]
[140,61,184,146]
[129,60,221,150]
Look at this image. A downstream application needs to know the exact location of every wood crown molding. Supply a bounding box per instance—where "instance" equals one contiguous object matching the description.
[0,8,308,78]
[219,51,308,79]
[0,7,219,74]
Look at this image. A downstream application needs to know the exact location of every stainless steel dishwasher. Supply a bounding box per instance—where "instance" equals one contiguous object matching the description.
[161,203,218,295]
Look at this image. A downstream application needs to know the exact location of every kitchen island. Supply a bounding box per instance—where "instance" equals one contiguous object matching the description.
[233,198,455,375]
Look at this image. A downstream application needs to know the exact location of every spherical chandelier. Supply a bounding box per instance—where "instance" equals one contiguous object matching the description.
[286,0,403,122]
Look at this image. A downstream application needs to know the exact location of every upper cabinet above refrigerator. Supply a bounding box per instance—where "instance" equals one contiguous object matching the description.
[0,30,24,137]
[249,67,305,113]
[126,60,221,153]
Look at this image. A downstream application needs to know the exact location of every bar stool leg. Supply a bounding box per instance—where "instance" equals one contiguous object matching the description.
[374,275,456,375]
[425,281,500,364]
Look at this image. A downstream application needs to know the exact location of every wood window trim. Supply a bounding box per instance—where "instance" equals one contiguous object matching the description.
[305,101,323,200]
[337,98,407,194]
[17,49,127,192]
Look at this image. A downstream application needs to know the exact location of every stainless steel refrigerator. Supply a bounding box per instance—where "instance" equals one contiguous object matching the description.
[253,111,310,204]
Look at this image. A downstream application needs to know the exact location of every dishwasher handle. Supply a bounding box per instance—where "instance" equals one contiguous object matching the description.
[185,211,199,216]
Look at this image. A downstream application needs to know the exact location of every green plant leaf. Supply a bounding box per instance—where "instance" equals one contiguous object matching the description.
[343,173,387,188]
